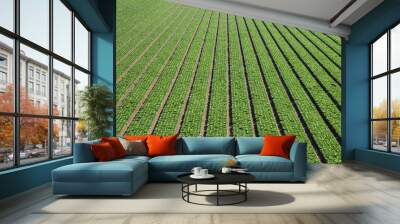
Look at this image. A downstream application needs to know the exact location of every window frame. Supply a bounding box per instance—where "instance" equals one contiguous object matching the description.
[370,21,400,154]
[0,0,92,171]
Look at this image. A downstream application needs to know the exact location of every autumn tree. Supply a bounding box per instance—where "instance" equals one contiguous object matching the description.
[0,85,60,152]
[373,99,400,143]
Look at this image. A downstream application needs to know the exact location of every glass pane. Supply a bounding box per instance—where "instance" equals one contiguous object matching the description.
[391,24,400,70]
[391,120,400,153]
[0,34,14,112]
[0,0,14,31]
[20,0,49,49]
[20,44,49,115]
[53,59,72,117]
[53,0,72,60]
[53,119,72,157]
[372,76,387,119]
[20,117,49,165]
[372,33,387,76]
[392,72,400,118]
[74,17,89,70]
[74,69,89,118]
[75,120,88,143]
[0,116,13,170]
[372,121,388,151]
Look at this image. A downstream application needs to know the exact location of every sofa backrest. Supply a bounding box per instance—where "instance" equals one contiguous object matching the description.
[73,139,100,163]
[235,137,264,155]
[178,137,235,155]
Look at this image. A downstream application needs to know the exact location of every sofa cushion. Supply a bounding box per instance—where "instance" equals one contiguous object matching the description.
[179,137,235,155]
[53,159,147,183]
[260,135,296,159]
[149,154,235,172]
[236,155,293,172]
[147,135,178,157]
[236,137,264,155]
[101,137,127,158]
[91,142,118,161]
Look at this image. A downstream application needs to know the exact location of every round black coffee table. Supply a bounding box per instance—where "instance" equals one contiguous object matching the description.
[177,173,255,206]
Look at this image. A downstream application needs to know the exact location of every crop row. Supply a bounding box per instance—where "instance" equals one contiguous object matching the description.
[322,32,342,46]
[268,23,341,136]
[260,21,341,163]
[117,2,176,61]
[117,5,180,66]
[117,0,166,42]
[274,24,341,109]
[116,9,200,134]
[116,8,189,101]
[180,13,219,136]
[308,31,341,56]
[286,27,341,83]
[297,28,341,66]
[206,14,229,136]
[117,7,188,83]
[152,12,213,135]
[228,15,255,136]
[237,17,280,136]
[246,19,319,163]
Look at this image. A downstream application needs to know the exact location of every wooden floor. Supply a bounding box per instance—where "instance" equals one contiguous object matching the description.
[1,162,400,224]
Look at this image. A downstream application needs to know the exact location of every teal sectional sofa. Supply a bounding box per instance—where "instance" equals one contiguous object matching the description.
[52,137,307,196]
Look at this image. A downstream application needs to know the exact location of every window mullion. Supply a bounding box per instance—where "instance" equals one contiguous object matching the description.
[48,0,54,160]
[71,10,76,155]
[13,0,20,167]
[388,30,391,152]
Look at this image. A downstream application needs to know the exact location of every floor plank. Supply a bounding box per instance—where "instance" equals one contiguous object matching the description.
[1,162,400,224]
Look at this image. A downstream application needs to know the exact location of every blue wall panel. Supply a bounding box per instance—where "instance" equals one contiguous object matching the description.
[0,158,72,199]
[344,0,400,171]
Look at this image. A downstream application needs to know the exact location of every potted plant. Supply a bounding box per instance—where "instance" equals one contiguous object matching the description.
[79,84,114,140]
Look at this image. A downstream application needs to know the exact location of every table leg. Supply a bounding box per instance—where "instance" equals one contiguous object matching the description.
[245,183,247,201]
[217,184,219,206]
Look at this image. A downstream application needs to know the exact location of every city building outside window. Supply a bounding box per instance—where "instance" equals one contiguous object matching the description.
[0,0,91,170]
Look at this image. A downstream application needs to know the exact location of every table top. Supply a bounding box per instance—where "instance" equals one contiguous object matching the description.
[177,172,255,185]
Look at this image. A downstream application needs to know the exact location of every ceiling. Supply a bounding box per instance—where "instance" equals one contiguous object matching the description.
[172,0,384,37]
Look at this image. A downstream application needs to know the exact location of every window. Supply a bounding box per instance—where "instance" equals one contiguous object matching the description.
[0,34,13,113]
[35,84,40,96]
[53,119,72,158]
[28,81,34,94]
[74,69,89,118]
[0,1,91,170]
[74,18,90,70]
[42,85,46,97]
[0,116,13,170]
[0,55,7,67]
[53,59,72,117]
[0,0,14,32]
[28,67,34,80]
[53,0,72,60]
[0,71,7,85]
[371,23,400,154]
[20,0,49,48]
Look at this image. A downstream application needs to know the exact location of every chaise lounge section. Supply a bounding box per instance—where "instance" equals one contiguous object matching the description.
[52,137,307,196]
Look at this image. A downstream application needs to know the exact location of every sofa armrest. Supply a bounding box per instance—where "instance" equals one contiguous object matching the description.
[73,140,100,163]
[289,142,307,182]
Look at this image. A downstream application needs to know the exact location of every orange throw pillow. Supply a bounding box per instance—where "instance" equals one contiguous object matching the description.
[101,137,126,158]
[260,135,296,159]
[146,135,178,157]
[91,142,117,161]
[124,135,148,141]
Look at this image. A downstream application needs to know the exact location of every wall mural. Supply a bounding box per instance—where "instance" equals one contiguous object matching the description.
[116,0,342,163]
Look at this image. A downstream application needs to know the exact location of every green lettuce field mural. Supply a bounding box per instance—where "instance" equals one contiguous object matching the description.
[116,0,342,163]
